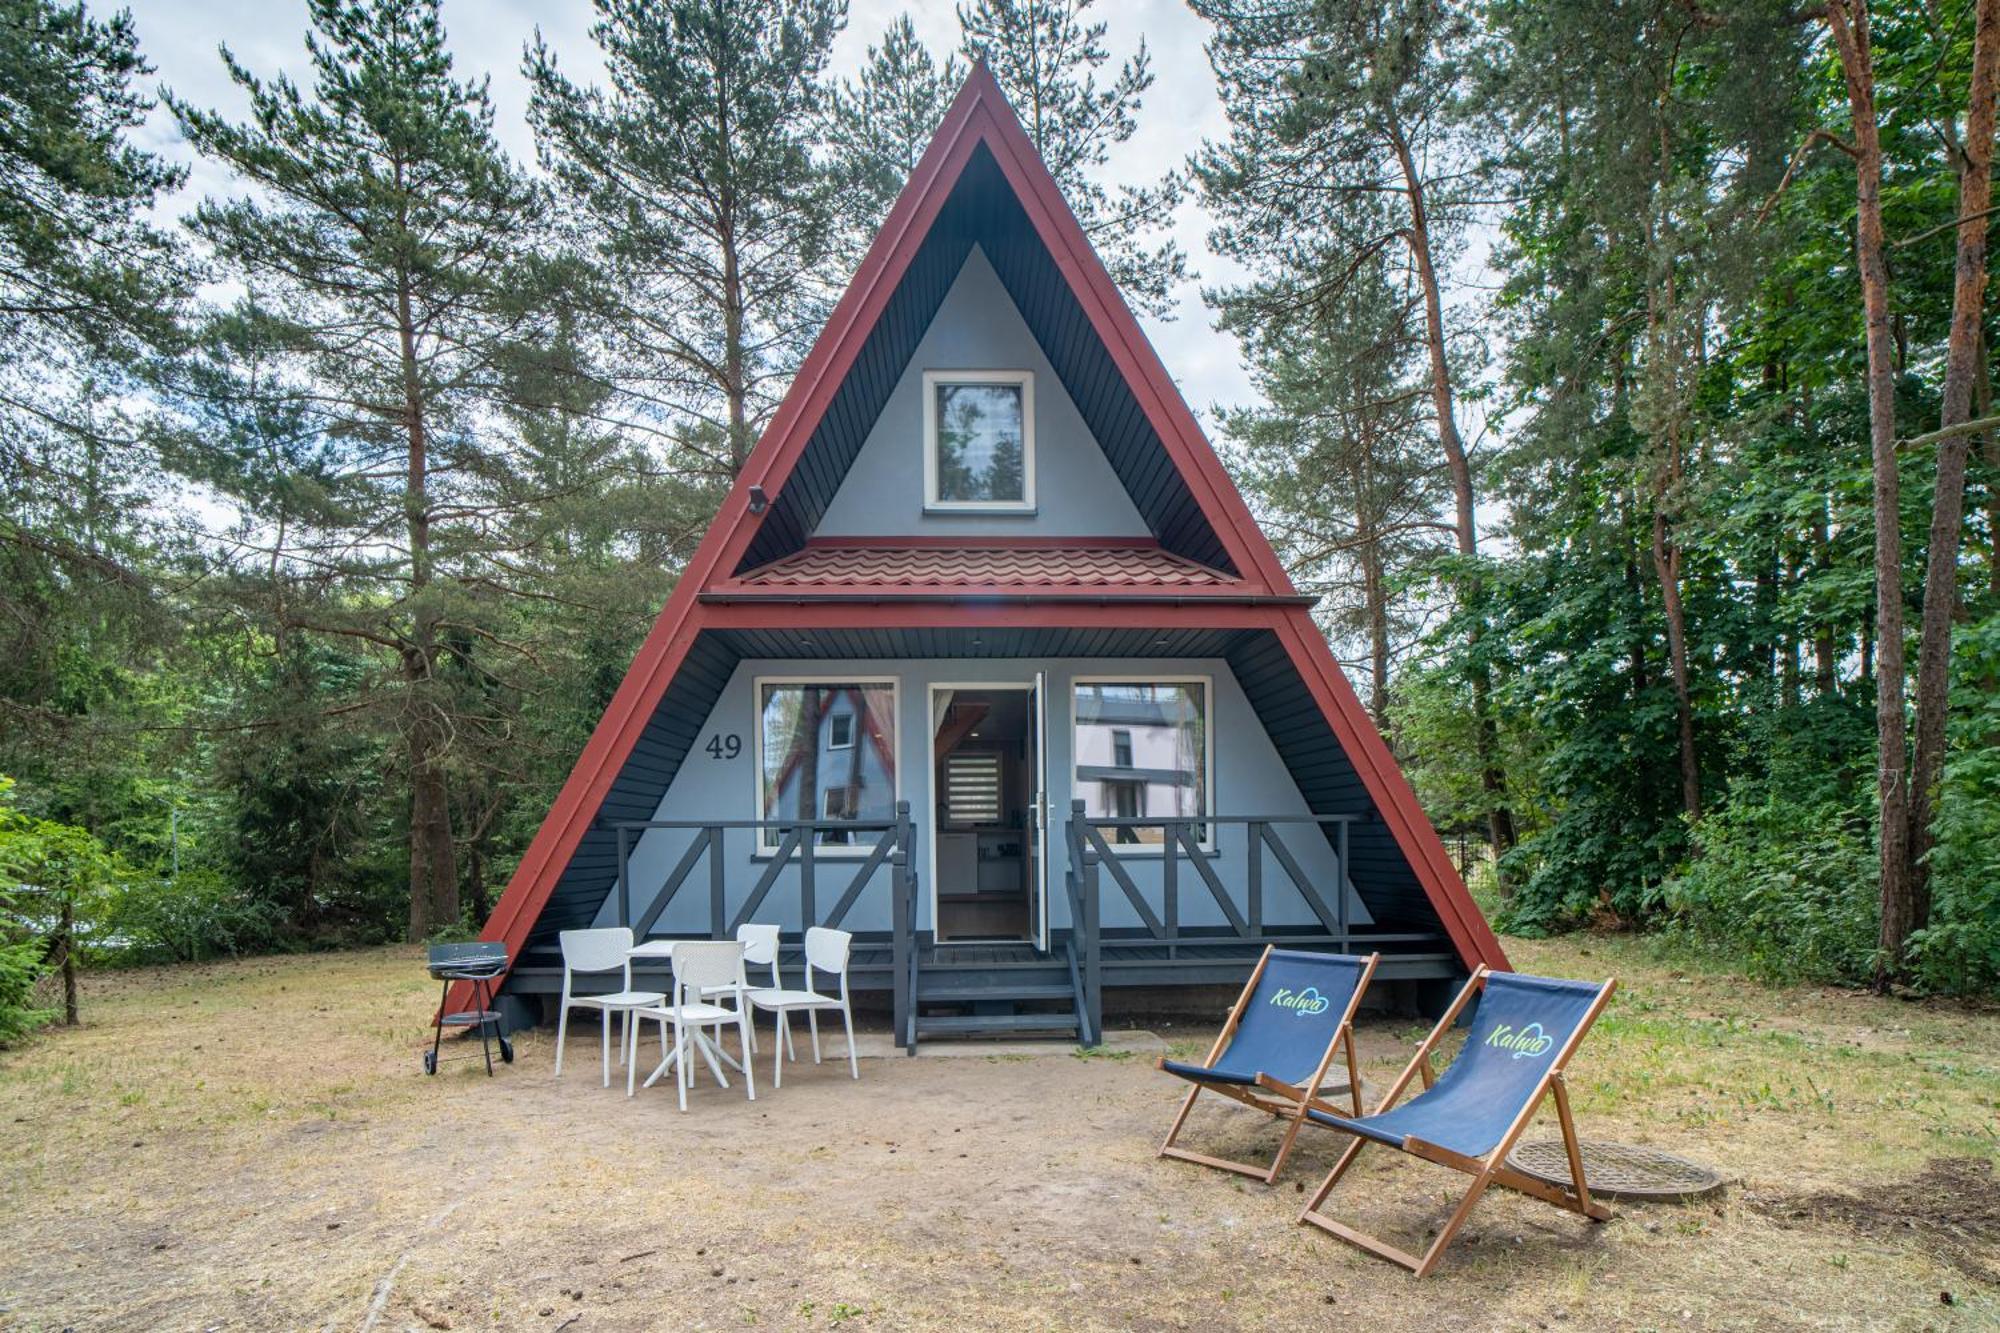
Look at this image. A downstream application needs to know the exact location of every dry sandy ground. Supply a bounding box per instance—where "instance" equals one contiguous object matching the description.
[0,936,1995,1332]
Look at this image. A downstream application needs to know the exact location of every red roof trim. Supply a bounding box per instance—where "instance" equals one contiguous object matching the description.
[452,67,1504,1008]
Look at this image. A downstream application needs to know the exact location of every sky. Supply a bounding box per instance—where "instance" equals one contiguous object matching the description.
[120,0,1261,425]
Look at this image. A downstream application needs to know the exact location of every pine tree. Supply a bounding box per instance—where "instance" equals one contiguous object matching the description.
[167,0,576,940]
[529,0,844,477]
[0,0,190,832]
[959,0,1187,317]
[826,15,963,263]
[1216,255,1451,725]
[1196,0,1517,856]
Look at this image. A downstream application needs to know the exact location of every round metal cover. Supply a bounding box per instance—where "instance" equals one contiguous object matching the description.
[1506,1139,1725,1202]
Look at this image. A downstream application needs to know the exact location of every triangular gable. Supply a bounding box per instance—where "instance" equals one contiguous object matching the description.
[720,63,1293,591]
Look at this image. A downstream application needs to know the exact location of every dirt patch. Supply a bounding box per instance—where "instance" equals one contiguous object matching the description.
[2,942,1997,1330]
[1752,1157,2000,1283]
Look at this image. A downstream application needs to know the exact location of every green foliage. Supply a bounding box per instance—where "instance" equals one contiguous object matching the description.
[529,0,844,473]
[0,0,192,859]
[0,775,139,1028]
[102,866,280,965]
[0,938,50,1045]
[1911,610,2000,994]
[1657,798,1879,985]
[827,15,963,261]
[0,780,133,932]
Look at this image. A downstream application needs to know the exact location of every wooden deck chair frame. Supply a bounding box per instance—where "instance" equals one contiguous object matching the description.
[1298,965,1617,1277]
[1157,946,1380,1185]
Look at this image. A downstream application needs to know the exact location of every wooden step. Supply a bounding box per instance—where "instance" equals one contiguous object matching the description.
[914,1012,1079,1037]
[915,982,1075,1003]
[919,958,1067,972]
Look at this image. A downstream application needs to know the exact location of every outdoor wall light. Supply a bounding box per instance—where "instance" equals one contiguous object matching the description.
[747,484,769,514]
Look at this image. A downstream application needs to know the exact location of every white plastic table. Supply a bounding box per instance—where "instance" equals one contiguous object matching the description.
[625,940,746,1089]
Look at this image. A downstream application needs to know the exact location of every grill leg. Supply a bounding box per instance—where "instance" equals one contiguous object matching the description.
[429,978,448,1074]
[476,977,496,1077]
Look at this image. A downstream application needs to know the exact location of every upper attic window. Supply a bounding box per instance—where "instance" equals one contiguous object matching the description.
[924,369,1035,511]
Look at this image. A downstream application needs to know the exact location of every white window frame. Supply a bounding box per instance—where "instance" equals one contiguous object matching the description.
[827,710,855,749]
[753,675,900,857]
[1072,674,1215,855]
[923,368,1036,512]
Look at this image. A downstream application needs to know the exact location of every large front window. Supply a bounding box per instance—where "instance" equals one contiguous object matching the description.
[924,369,1035,510]
[756,680,898,851]
[1073,679,1210,848]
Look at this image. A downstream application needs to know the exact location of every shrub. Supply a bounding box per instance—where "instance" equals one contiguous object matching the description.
[0,776,139,1026]
[1910,612,2000,994]
[0,938,52,1046]
[102,866,282,964]
[1656,796,1878,985]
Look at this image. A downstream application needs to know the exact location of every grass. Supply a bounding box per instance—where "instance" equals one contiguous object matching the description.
[0,934,1993,1330]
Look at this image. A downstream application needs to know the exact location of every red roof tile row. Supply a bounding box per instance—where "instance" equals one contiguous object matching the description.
[728,543,1237,591]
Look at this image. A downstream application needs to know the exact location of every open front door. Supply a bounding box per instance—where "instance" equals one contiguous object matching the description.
[1030,670,1051,952]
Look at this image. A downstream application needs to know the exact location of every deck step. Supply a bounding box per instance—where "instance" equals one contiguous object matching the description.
[917,959,1070,972]
[914,1012,1079,1037]
[915,982,1076,1003]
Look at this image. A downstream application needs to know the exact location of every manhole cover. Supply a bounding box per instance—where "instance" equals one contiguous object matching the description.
[1507,1139,1725,1202]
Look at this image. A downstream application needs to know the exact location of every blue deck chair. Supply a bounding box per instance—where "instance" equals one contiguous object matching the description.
[1298,966,1617,1276]
[1156,947,1380,1183]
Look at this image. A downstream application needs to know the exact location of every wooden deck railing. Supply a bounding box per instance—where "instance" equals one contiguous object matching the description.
[609,802,918,1042]
[1065,800,1361,1047]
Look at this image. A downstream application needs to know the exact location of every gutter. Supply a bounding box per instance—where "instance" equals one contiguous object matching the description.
[698,590,1322,608]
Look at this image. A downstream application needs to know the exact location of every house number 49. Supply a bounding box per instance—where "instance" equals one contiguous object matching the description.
[705,734,742,760]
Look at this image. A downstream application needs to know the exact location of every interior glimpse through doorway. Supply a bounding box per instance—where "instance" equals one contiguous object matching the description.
[932,686,1036,942]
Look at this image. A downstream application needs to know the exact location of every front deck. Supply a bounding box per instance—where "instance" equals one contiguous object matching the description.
[503,803,1464,1051]
[504,929,1458,1038]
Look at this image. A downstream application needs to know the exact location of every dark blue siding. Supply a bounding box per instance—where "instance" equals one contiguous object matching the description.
[1223,632,1430,929]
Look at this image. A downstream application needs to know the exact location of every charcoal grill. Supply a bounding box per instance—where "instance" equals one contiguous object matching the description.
[425,942,514,1076]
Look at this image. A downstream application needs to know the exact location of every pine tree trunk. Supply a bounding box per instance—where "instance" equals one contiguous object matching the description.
[1362,527,1389,728]
[398,263,457,942]
[1815,513,1838,697]
[722,228,750,475]
[1647,334,1700,820]
[58,895,77,1026]
[1654,503,1701,819]
[1644,107,1701,822]
[1387,118,1516,859]
[1905,0,2000,959]
[1825,1,1912,990]
[1978,331,1997,602]
[1357,409,1390,728]
[406,681,459,940]
[717,84,751,478]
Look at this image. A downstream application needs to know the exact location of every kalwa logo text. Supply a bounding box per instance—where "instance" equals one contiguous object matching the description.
[1269,986,1330,1017]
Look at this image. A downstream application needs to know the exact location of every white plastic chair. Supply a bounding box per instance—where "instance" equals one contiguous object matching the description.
[554,927,665,1087]
[701,923,783,1054]
[749,926,858,1087]
[628,940,757,1110]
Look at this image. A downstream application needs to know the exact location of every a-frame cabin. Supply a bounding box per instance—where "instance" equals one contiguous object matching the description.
[466,65,1507,1048]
